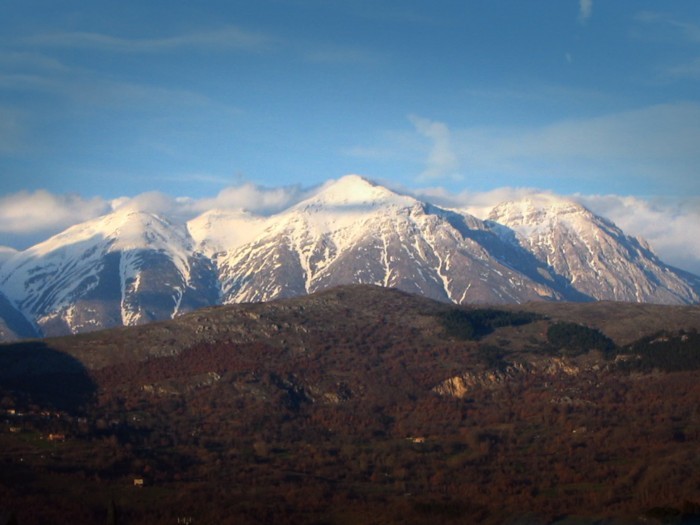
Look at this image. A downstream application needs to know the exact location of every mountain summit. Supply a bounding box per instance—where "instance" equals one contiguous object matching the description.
[488,196,698,303]
[0,177,697,340]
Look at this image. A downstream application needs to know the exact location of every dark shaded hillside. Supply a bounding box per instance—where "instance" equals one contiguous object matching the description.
[23,285,700,369]
[0,342,96,411]
[502,300,700,346]
[0,291,38,342]
[2,285,700,524]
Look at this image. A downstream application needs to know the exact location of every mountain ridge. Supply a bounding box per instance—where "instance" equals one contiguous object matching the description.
[0,175,697,340]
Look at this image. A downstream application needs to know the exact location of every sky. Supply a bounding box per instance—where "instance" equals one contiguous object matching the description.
[1,1,700,273]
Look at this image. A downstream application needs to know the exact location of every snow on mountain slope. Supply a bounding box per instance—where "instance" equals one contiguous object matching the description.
[0,209,218,337]
[216,175,566,304]
[0,175,698,341]
[0,246,17,269]
[487,195,699,304]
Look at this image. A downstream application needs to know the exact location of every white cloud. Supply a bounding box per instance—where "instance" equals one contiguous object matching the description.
[110,191,185,216]
[411,185,547,218]
[0,190,110,237]
[579,0,593,24]
[409,115,460,180]
[108,181,315,220]
[0,182,316,250]
[192,182,314,215]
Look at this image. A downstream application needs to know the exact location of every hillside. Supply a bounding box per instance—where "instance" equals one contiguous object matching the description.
[2,285,700,524]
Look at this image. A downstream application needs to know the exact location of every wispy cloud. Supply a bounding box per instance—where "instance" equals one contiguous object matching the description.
[403,103,700,194]
[667,57,700,80]
[0,65,234,116]
[409,115,460,181]
[0,51,69,72]
[23,25,274,53]
[303,46,382,65]
[578,0,593,24]
[633,11,700,82]
[634,11,700,43]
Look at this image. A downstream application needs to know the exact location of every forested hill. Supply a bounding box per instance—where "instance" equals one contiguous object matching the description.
[2,285,700,524]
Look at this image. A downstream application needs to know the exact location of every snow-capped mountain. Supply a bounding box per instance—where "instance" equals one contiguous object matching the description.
[0,175,697,340]
[487,195,699,304]
[0,246,17,268]
[213,175,568,304]
[0,208,218,337]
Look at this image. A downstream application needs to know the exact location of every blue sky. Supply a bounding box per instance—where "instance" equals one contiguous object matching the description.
[1,1,700,271]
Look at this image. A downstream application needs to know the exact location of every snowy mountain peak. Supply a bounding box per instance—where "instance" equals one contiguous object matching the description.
[23,209,190,260]
[487,194,698,304]
[488,194,590,226]
[303,175,415,209]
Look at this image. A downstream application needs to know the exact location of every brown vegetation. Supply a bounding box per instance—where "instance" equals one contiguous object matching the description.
[1,285,700,524]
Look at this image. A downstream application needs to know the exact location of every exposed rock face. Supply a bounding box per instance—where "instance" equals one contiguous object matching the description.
[432,358,584,399]
[488,196,698,304]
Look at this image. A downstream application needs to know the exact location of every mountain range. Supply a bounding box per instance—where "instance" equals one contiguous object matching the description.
[0,175,698,340]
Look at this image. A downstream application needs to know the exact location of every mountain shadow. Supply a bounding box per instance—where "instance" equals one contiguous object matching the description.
[0,342,96,412]
[0,291,39,342]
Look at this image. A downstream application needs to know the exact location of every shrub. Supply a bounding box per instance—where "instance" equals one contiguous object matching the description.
[620,330,700,372]
[439,308,543,341]
[546,322,616,357]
